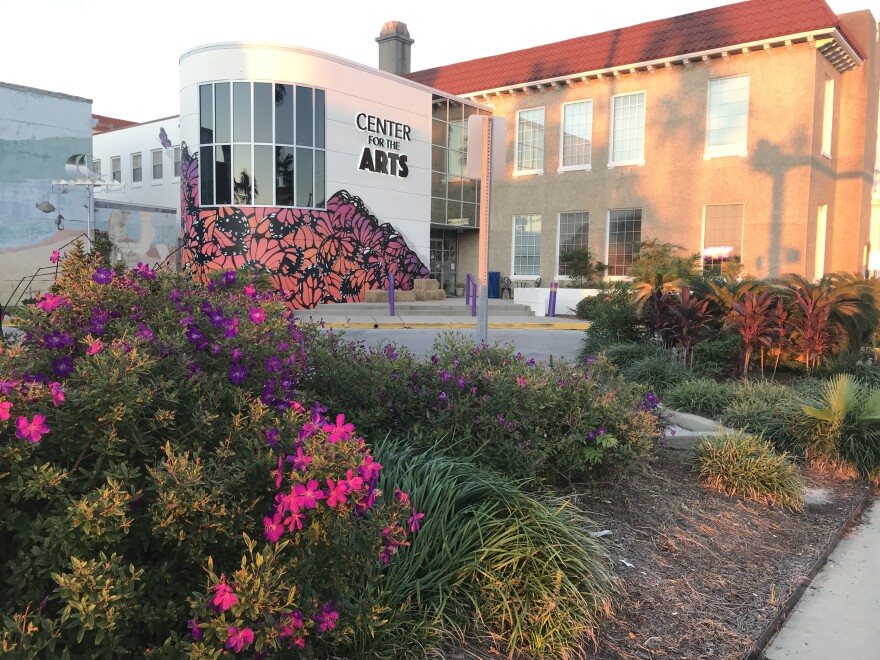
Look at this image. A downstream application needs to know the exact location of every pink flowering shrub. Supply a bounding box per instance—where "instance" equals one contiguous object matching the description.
[0,244,419,657]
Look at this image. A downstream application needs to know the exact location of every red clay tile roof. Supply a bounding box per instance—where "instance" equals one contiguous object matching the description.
[404,0,864,95]
[92,114,139,135]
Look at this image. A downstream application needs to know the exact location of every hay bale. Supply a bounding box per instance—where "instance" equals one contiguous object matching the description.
[413,278,440,291]
[363,290,388,303]
[415,289,446,301]
[394,290,416,302]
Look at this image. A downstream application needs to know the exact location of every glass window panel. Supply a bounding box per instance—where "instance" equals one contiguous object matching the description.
[516,108,544,172]
[131,153,142,183]
[461,203,477,227]
[200,147,214,205]
[314,89,325,149]
[431,97,448,123]
[233,82,251,142]
[611,93,645,163]
[607,209,642,276]
[152,149,163,180]
[253,82,273,143]
[93,158,101,175]
[562,101,592,168]
[707,77,749,151]
[314,150,325,208]
[215,145,232,205]
[296,86,313,147]
[275,84,294,145]
[448,100,463,124]
[275,146,294,206]
[431,198,446,223]
[253,144,273,205]
[461,178,477,204]
[432,146,446,172]
[513,214,542,276]
[703,204,743,273]
[558,212,589,274]
[432,119,446,146]
[431,171,446,199]
[200,84,214,144]
[233,145,252,204]
[111,157,121,183]
[295,147,314,207]
[215,83,231,143]
[174,146,181,177]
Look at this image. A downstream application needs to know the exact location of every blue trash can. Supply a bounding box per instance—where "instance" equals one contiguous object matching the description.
[488,271,500,299]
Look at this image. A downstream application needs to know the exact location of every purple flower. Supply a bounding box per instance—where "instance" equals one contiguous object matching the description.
[265,355,282,373]
[264,428,279,448]
[294,480,325,509]
[16,415,50,444]
[49,382,65,407]
[135,323,155,342]
[188,618,203,641]
[92,268,113,285]
[223,317,239,338]
[313,602,339,632]
[44,330,73,350]
[52,356,74,379]
[222,271,237,287]
[229,365,247,385]
[526,358,536,367]
[207,308,225,327]
[288,447,312,471]
[409,510,425,532]
[211,579,238,612]
[134,262,157,280]
[439,370,452,383]
[322,414,355,444]
[438,392,448,401]
[249,307,266,325]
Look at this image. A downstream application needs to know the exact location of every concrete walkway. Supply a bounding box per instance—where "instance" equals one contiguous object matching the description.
[763,499,880,659]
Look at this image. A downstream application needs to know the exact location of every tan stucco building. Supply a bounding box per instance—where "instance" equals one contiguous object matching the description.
[405,0,879,283]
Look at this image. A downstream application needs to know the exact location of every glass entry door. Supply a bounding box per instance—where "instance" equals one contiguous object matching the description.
[429,230,458,294]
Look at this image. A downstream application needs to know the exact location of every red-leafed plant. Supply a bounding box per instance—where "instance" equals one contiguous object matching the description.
[724,291,786,377]
[664,288,711,368]
[787,288,835,371]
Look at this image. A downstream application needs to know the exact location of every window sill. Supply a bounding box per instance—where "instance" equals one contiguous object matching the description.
[703,149,748,160]
[607,160,644,169]
[512,169,543,178]
[151,180,164,186]
[820,151,832,160]
[557,165,592,173]
[131,183,143,188]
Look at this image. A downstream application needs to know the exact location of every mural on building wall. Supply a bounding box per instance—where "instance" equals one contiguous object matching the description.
[180,147,429,309]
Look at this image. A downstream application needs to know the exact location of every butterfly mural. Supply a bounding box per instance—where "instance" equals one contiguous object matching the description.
[159,127,172,149]
[179,145,429,309]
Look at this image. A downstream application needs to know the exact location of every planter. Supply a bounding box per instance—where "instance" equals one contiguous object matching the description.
[455,287,465,297]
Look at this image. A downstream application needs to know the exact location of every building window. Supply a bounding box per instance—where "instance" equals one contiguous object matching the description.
[515,107,545,174]
[151,149,163,180]
[174,146,181,178]
[706,76,749,158]
[513,214,541,276]
[93,158,101,176]
[560,100,592,170]
[703,204,744,274]
[557,212,589,275]
[131,153,142,183]
[430,97,483,227]
[815,204,828,277]
[607,209,642,276]
[821,78,834,157]
[111,157,121,183]
[198,81,326,208]
[610,92,645,165]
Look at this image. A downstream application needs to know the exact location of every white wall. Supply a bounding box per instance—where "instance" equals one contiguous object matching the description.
[93,118,181,210]
[179,43,435,262]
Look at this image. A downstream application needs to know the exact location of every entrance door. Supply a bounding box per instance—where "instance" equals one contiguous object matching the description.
[429,230,458,294]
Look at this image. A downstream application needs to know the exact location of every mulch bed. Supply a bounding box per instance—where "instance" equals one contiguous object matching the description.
[567,447,870,660]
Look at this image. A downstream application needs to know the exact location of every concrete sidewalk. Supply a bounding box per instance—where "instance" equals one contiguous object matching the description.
[763,499,880,659]
[293,312,591,330]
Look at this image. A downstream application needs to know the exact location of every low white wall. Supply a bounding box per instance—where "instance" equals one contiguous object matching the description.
[513,287,600,317]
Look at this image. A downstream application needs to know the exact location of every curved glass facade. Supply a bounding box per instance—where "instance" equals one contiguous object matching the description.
[198,81,326,209]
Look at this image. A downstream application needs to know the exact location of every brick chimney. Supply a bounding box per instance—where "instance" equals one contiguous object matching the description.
[376,21,414,75]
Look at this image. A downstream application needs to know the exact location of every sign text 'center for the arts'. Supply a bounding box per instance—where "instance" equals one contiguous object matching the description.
[356,112,410,178]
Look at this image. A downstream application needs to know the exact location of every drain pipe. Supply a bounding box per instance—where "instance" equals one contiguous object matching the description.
[388,273,395,316]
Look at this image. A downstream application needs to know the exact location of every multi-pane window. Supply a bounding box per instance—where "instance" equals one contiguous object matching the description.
[821,77,834,157]
[610,92,645,165]
[561,101,592,169]
[515,107,545,173]
[93,158,101,176]
[431,96,483,226]
[513,214,542,276]
[199,81,326,208]
[558,212,589,275]
[111,157,121,183]
[173,146,181,178]
[607,209,642,276]
[151,149,163,180]
[131,153,142,183]
[706,76,750,157]
[703,204,744,273]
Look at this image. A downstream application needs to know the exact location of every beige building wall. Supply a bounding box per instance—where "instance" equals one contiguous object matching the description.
[468,18,877,284]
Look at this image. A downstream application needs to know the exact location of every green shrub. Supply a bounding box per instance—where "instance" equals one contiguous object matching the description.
[577,282,647,356]
[365,437,619,659]
[695,431,805,510]
[664,378,731,418]
[692,333,742,378]
[718,380,799,445]
[620,355,690,395]
[602,342,663,369]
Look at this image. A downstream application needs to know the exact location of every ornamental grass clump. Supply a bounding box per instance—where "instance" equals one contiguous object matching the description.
[0,246,421,657]
[695,431,805,510]
[664,378,732,419]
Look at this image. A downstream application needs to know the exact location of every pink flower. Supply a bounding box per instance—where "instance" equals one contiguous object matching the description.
[283,508,306,532]
[243,284,257,297]
[344,468,363,492]
[325,478,349,508]
[211,578,239,612]
[289,447,312,472]
[225,626,254,652]
[0,401,11,421]
[15,415,50,444]
[50,250,60,264]
[36,293,64,312]
[87,340,103,355]
[264,512,285,543]
[516,376,527,388]
[273,455,284,489]
[394,488,410,507]
[313,602,339,632]
[293,480,325,509]
[322,414,355,444]
[409,511,425,532]
[358,455,382,481]
[49,382,65,407]
[249,307,266,325]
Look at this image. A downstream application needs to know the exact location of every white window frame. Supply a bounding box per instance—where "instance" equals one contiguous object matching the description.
[609,91,646,167]
[151,148,163,182]
[513,107,545,176]
[111,156,121,183]
[700,203,745,272]
[558,100,592,172]
[604,208,643,279]
[173,145,182,179]
[92,158,101,176]
[704,75,750,159]
[511,214,542,278]
[556,211,590,279]
[821,77,834,158]
[131,152,143,185]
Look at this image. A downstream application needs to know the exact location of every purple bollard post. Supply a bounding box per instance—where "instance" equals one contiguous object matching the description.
[388,273,395,316]
[471,277,477,317]
[548,281,558,317]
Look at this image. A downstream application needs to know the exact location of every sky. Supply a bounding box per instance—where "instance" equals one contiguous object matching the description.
[2,0,877,122]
